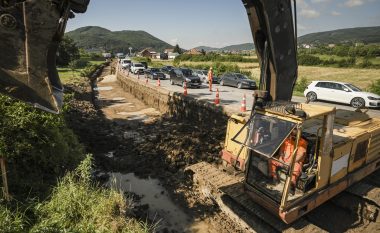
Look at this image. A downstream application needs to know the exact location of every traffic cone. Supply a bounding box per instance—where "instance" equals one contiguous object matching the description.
[157,78,161,87]
[214,88,220,105]
[183,81,188,96]
[241,94,247,112]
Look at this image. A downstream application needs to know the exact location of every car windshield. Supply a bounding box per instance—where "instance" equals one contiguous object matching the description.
[345,84,362,92]
[181,69,193,76]
[236,74,248,80]
[151,68,160,72]
[201,71,208,75]
[134,64,143,67]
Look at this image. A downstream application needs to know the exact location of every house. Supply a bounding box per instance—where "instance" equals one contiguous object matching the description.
[164,48,174,54]
[102,53,112,58]
[138,48,157,58]
[328,44,336,48]
[184,48,202,55]
[168,52,179,59]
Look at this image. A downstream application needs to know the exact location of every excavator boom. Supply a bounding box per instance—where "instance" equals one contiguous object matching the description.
[243,0,298,102]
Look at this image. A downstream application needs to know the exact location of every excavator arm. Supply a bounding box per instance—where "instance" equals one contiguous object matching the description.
[0,0,89,113]
[243,0,298,102]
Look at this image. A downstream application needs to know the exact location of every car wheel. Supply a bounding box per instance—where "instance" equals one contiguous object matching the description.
[306,92,317,102]
[237,83,242,89]
[351,97,365,108]
[220,80,224,86]
[170,79,174,85]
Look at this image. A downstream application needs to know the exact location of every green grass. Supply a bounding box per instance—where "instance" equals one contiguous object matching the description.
[58,61,103,84]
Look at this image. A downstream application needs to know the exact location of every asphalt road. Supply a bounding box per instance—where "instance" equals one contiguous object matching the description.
[122,70,380,118]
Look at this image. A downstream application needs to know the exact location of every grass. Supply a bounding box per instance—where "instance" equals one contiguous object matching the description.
[58,61,104,84]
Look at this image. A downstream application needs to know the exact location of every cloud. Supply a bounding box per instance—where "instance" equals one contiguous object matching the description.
[331,11,342,16]
[297,0,320,18]
[300,9,320,18]
[344,0,365,7]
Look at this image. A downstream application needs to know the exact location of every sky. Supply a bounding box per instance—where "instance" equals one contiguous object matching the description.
[66,0,380,49]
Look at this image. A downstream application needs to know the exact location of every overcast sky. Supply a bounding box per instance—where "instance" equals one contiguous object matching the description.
[66,0,380,49]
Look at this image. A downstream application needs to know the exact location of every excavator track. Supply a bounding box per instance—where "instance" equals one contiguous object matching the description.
[186,162,380,233]
[186,162,325,232]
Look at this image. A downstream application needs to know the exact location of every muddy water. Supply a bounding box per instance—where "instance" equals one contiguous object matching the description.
[109,173,213,233]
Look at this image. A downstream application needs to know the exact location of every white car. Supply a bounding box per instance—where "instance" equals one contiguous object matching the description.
[193,70,208,83]
[120,58,131,69]
[304,81,380,108]
[130,63,145,74]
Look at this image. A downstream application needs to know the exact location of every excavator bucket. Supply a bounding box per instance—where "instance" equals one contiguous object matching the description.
[0,0,89,113]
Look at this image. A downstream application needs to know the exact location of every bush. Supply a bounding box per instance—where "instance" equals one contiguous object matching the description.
[0,95,85,198]
[69,59,89,69]
[31,155,150,233]
[80,64,99,78]
[298,54,322,66]
[359,58,373,68]
[294,77,309,92]
[369,79,380,95]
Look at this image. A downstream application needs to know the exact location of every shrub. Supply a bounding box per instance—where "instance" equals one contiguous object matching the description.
[0,95,84,198]
[31,155,150,233]
[69,59,90,69]
[369,79,380,95]
[80,64,99,78]
[298,54,322,66]
[294,77,309,92]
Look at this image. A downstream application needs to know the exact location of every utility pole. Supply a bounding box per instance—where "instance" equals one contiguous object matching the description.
[129,47,132,56]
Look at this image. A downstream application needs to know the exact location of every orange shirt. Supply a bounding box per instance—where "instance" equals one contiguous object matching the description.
[208,70,213,82]
[279,137,307,163]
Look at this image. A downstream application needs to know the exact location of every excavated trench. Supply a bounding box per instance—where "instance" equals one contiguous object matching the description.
[63,65,380,233]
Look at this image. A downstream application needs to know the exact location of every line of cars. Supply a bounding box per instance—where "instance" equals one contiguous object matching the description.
[120,59,257,90]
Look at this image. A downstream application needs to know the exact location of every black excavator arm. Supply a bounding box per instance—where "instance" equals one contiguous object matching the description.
[243,0,298,102]
[0,0,89,113]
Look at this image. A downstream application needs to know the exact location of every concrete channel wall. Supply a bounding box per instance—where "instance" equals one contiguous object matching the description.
[116,70,229,127]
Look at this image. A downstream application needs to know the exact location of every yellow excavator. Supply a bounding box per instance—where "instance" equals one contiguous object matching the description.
[187,0,380,227]
[1,0,379,228]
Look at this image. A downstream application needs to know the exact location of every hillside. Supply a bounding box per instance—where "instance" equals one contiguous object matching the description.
[298,26,380,45]
[195,43,254,52]
[66,26,173,53]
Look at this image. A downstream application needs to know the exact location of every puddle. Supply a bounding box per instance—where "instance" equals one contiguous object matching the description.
[94,86,113,91]
[109,173,209,232]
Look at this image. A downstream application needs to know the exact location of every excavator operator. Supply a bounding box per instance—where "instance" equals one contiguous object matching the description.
[269,129,308,194]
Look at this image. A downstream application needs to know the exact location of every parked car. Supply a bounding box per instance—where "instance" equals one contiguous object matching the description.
[120,58,131,69]
[219,73,256,89]
[144,68,165,80]
[161,66,174,74]
[193,69,220,84]
[169,68,202,88]
[304,81,380,108]
[140,61,148,69]
[130,62,145,74]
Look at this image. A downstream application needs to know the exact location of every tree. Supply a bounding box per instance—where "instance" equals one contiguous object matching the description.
[57,36,80,66]
[201,49,206,55]
[173,44,182,54]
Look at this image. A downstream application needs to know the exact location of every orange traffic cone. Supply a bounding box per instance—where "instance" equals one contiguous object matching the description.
[241,94,247,112]
[183,81,188,96]
[157,78,161,87]
[214,88,220,105]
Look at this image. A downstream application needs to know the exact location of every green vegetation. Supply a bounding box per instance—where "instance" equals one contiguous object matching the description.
[66,26,172,53]
[369,80,380,95]
[297,53,379,69]
[293,77,310,96]
[174,53,258,63]
[30,155,150,233]
[57,36,80,66]
[298,26,380,45]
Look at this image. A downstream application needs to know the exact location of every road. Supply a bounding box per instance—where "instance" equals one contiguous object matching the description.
[120,70,380,118]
